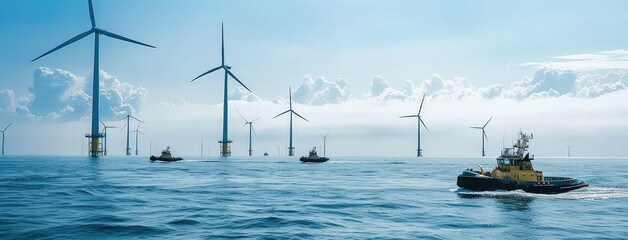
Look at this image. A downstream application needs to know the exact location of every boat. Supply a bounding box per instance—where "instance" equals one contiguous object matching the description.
[300,146,329,163]
[457,130,588,194]
[264,152,269,156]
[150,146,183,162]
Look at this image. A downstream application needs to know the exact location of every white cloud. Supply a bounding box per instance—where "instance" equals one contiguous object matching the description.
[228,86,261,102]
[1,67,147,121]
[522,49,628,71]
[292,75,351,105]
[0,89,15,113]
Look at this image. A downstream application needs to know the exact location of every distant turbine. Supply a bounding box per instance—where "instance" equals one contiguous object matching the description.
[237,111,260,156]
[320,130,330,156]
[191,22,251,157]
[274,87,308,156]
[470,116,492,157]
[31,0,154,157]
[400,94,429,157]
[131,124,145,156]
[120,115,145,155]
[100,120,118,156]
[1,123,12,155]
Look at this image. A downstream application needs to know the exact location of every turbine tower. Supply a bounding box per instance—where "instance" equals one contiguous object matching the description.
[274,87,308,156]
[120,115,144,155]
[237,111,259,156]
[191,22,251,157]
[31,0,154,157]
[131,124,145,156]
[470,116,492,157]
[1,123,12,155]
[399,94,429,157]
[320,130,330,156]
[100,120,117,156]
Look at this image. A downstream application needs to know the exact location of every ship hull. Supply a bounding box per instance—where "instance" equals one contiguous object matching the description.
[150,156,183,162]
[300,157,329,163]
[457,171,588,194]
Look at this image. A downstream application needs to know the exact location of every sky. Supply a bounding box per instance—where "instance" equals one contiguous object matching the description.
[1,0,628,157]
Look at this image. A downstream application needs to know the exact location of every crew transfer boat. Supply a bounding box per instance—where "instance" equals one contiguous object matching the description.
[457,131,588,194]
[150,146,183,162]
[300,146,329,163]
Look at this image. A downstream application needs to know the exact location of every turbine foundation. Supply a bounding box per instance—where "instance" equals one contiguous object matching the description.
[219,140,232,157]
[288,147,294,156]
[86,134,103,157]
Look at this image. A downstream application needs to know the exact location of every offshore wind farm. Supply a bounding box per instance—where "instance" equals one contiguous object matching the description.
[1,0,628,239]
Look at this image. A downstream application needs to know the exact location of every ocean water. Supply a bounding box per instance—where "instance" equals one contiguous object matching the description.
[0,156,626,239]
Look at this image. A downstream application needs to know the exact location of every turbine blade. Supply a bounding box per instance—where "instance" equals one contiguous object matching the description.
[88,0,95,28]
[119,122,127,133]
[236,110,247,122]
[98,29,155,48]
[251,124,257,136]
[251,117,261,122]
[31,29,94,62]
[418,94,426,114]
[221,22,225,66]
[138,131,146,136]
[273,110,290,119]
[483,116,493,129]
[325,130,330,138]
[470,126,482,129]
[100,119,105,128]
[226,69,251,92]
[3,122,12,131]
[292,111,309,122]
[130,115,145,124]
[289,87,292,110]
[399,115,418,118]
[483,130,488,142]
[191,66,222,82]
[420,118,429,132]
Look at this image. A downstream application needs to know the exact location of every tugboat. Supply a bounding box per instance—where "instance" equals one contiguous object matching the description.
[457,131,588,194]
[150,146,183,162]
[300,146,329,163]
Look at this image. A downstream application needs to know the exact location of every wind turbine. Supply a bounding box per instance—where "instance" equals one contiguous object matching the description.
[31,0,154,157]
[400,94,429,157]
[320,130,330,156]
[1,123,12,155]
[274,87,308,156]
[237,111,260,156]
[131,124,145,156]
[471,117,493,157]
[120,115,145,155]
[100,120,118,156]
[191,22,251,157]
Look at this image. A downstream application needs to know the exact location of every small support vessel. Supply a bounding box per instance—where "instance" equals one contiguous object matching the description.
[457,131,588,194]
[150,146,183,162]
[300,146,329,163]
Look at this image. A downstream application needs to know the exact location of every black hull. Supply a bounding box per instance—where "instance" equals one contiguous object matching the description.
[300,157,329,163]
[522,181,589,194]
[457,171,588,194]
[150,156,183,162]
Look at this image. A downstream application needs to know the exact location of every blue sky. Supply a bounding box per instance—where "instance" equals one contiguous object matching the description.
[1,0,628,157]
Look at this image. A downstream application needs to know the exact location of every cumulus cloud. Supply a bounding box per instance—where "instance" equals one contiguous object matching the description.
[228,86,261,102]
[292,75,351,105]
[367,76,407,101]
[0,89,15,113]
[1,67,147,121]
[505,67,628,99]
